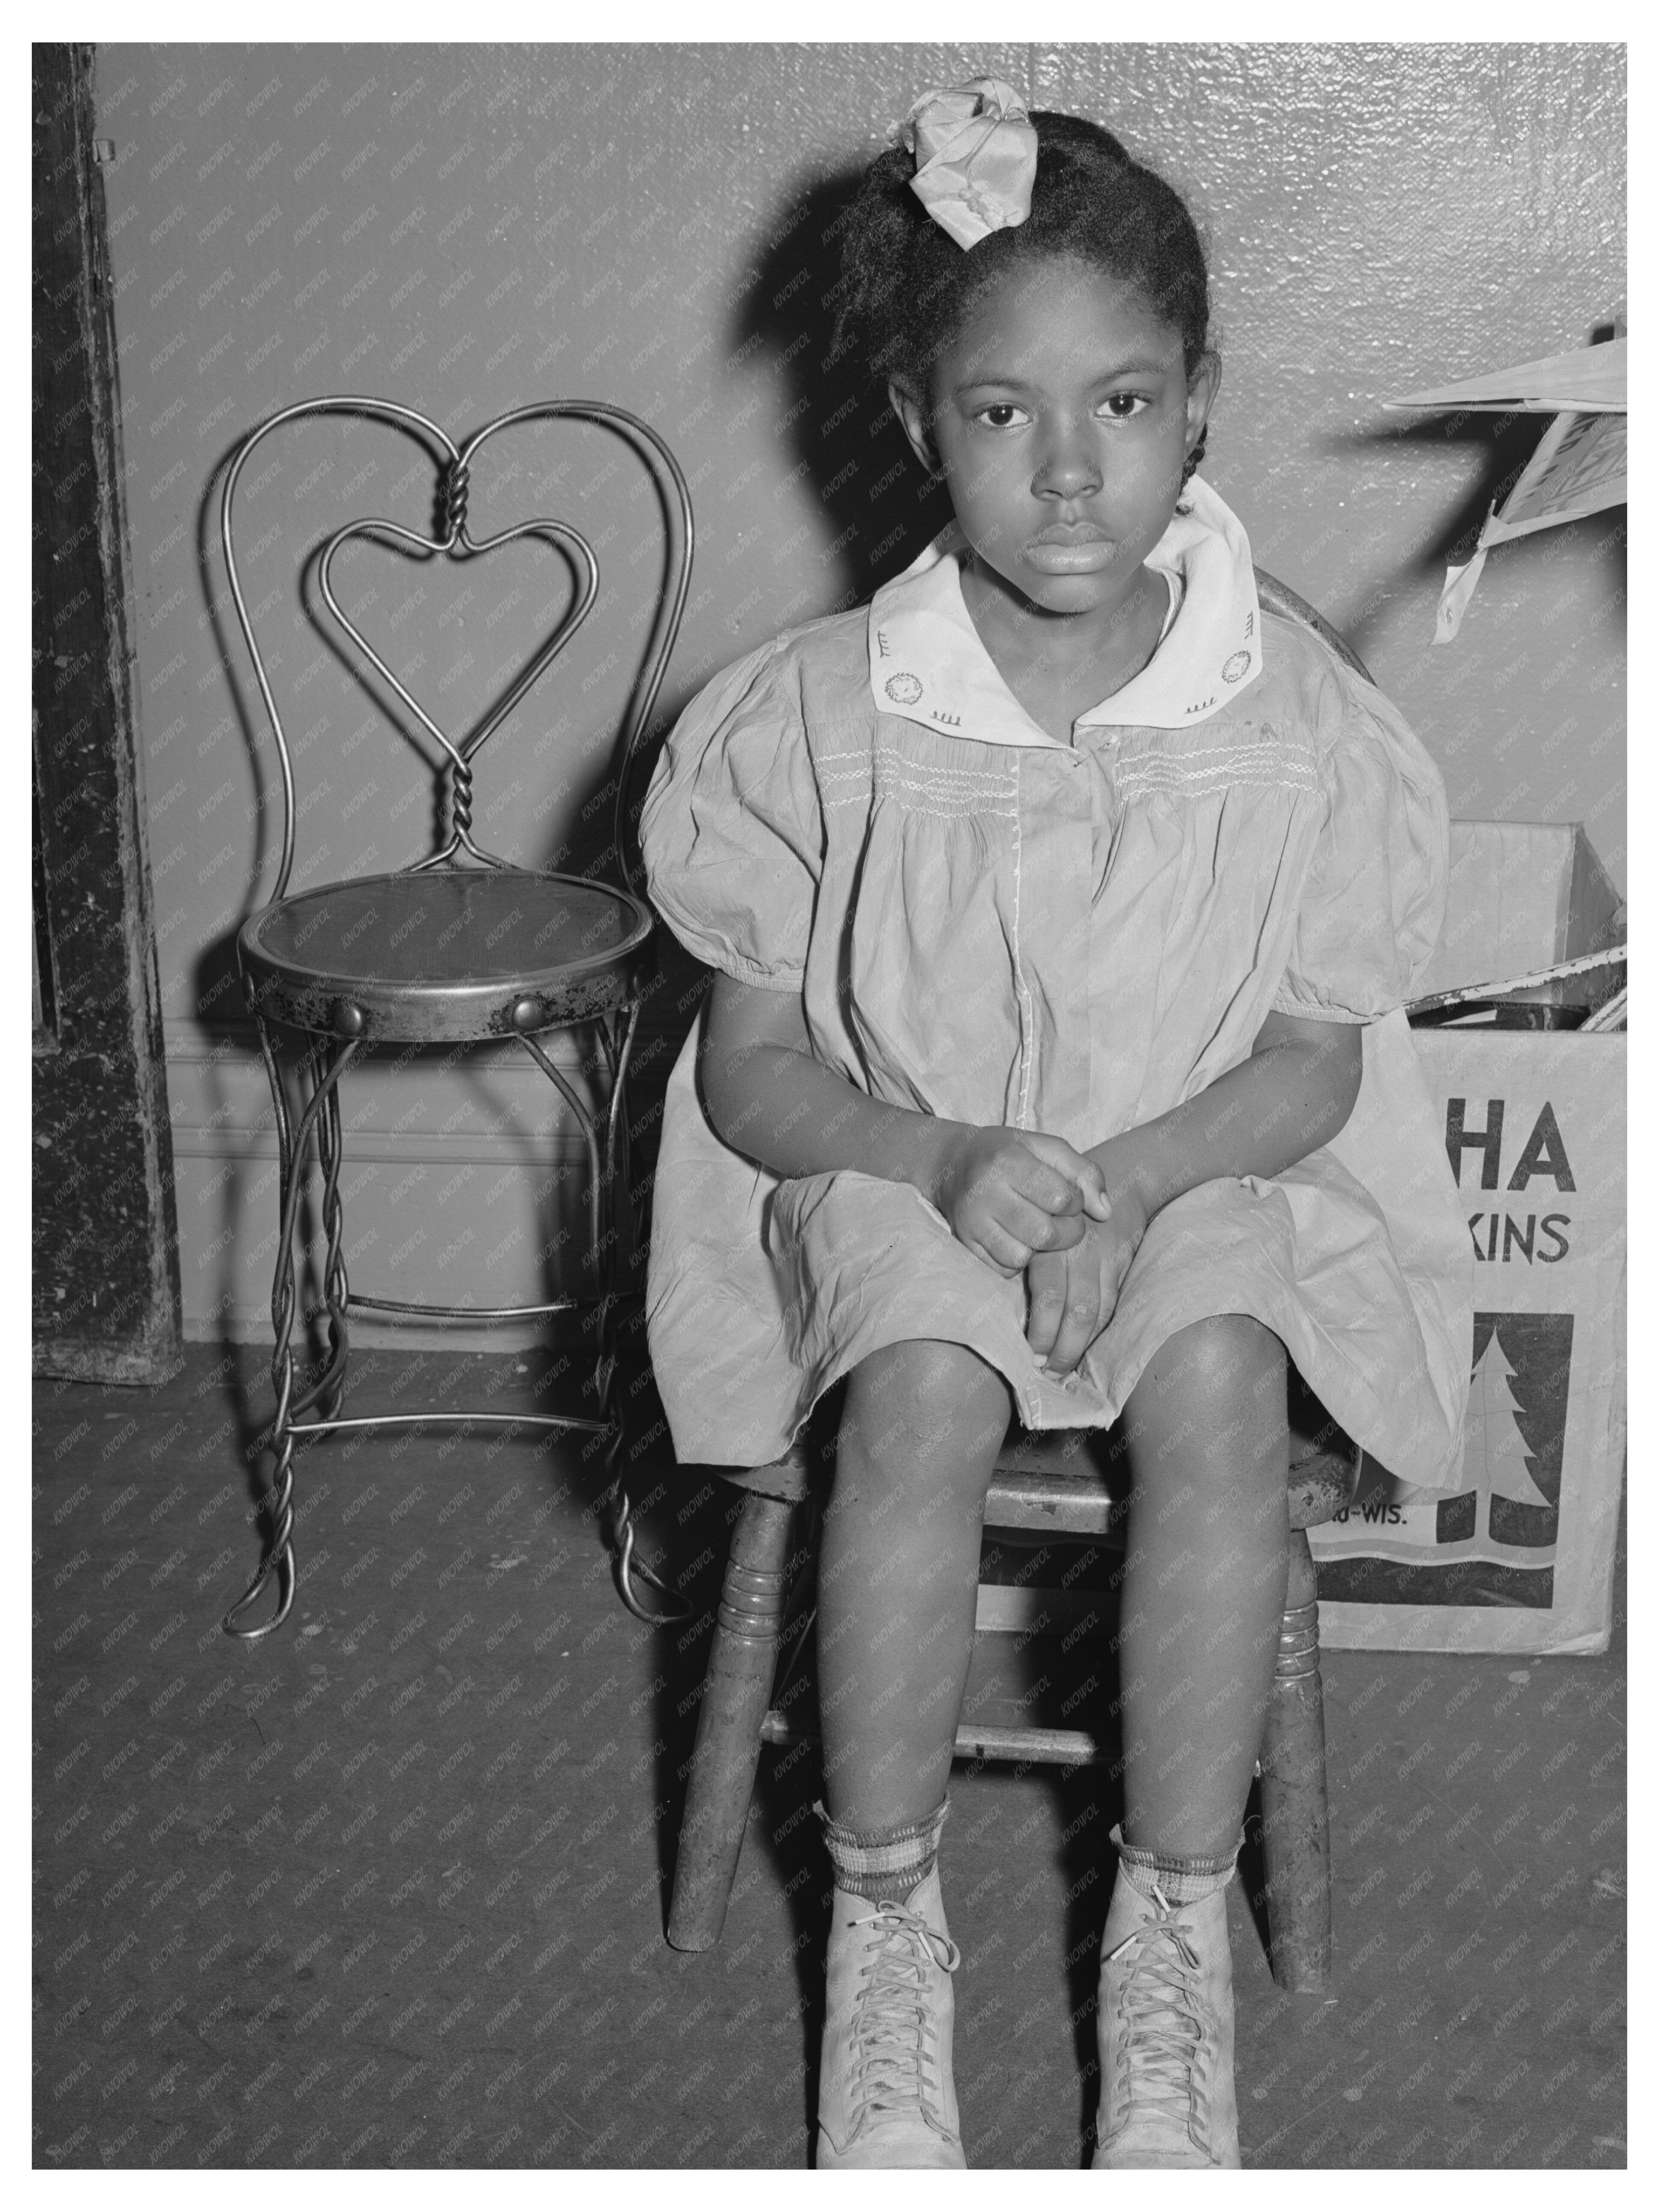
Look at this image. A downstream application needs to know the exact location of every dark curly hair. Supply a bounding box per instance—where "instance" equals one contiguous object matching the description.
[833,109,1213,483]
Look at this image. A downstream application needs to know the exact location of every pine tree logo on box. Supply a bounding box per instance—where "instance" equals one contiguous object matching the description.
[1456,1313,1569,1552]
[1315,1313,1573,1611]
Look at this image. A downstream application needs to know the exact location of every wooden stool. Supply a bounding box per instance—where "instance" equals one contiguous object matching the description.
[667,1388,1359,1992]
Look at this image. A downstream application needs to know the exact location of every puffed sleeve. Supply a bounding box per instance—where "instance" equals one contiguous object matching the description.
[1271,674,1449,1022]
[638,641,823,992]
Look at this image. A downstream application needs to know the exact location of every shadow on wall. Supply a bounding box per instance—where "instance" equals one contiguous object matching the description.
[728,164,957,617]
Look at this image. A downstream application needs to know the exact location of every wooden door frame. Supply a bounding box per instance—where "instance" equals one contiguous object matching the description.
[33,43,183,1383]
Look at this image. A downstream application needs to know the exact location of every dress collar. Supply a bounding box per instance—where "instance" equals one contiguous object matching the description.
[866,475,1263,749]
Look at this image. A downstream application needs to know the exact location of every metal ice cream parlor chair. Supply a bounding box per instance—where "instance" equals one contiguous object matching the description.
[218,395,692,1641]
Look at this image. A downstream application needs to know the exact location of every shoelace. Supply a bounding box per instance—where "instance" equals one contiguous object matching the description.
[846,1899,962,2127]
[1106,1897,1210,2126]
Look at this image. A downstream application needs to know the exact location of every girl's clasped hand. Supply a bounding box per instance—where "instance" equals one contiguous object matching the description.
[927,1123,1144,1377]
[1022,1164,1148,1378]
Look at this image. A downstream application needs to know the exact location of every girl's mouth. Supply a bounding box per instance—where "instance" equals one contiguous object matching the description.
[1025,533,1118,573]
[1029,521,1111,544]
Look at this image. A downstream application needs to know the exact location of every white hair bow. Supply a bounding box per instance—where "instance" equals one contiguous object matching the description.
[901,77,1038,250]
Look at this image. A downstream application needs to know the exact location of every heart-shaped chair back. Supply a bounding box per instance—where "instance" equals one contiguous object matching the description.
[220,395,694,904]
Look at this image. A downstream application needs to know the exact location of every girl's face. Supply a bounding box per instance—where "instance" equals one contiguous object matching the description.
[890,256,1218,622]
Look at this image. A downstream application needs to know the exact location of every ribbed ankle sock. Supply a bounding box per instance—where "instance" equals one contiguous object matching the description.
[818,1797,950,1903]
[1112,1821,1241,1907]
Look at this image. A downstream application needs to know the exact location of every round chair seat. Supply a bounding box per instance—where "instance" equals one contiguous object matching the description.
[238,866,654,1043]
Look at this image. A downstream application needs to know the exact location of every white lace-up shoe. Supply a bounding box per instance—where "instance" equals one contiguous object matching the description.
[815,1867,966,2169]
[1092,1873,1241,2169]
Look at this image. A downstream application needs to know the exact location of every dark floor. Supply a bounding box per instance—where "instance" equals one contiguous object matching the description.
[34,1339,1625,2169]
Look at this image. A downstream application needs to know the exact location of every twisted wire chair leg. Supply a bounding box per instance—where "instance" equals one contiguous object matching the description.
[223,1025,362,1640]
[311,1042,351,1425]
[518,1002,680,1620]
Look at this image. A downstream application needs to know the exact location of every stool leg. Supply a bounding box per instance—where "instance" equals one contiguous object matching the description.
[667,1491,796,1953]
[1259,1527,1331,1992]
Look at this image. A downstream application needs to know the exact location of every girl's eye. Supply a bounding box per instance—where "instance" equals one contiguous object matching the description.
[973,403,1029,430]
[1097,393,1152,421]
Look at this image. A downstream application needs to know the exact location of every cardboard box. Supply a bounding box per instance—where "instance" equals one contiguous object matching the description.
[1310,823,1626,1656]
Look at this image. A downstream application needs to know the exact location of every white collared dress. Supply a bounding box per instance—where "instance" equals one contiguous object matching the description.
[639,481,1474,1488]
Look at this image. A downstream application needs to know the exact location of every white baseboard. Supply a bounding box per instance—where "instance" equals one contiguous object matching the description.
[165,1025,626,1349]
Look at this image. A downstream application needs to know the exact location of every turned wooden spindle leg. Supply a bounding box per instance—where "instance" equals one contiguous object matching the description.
[667,1489,797,1953]
[1258,1527,1332,1992]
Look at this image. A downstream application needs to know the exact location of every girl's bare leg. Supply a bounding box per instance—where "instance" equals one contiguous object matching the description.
[1116,1313,1291,1858]
[816,1338,1014,1830]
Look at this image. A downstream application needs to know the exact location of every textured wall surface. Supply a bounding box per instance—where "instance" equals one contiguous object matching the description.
[91,42,1626,1338]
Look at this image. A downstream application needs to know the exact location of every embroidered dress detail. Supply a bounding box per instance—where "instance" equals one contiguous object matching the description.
[817,743,1021,826]
[874,744,1020,822]
[1113,734,1321,805]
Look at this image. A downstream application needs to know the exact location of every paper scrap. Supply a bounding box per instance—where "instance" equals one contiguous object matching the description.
[1431,403,1625,641]
[1387,337,1626,416]
[1434,547,1489,644]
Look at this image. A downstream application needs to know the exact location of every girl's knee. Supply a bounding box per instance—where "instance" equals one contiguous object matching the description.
[841,1338,1012,1474]
[1126,1317,1290,1501]
[1156,1314,1285,1410]
[852,1336,1009,1412]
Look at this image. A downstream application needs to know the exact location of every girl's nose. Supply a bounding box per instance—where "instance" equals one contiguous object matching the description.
[1031,420,1102,500]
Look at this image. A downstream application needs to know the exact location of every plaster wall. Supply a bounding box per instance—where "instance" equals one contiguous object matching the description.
[89,41,1626,1342]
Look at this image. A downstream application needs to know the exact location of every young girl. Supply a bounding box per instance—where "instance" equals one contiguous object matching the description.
[639,81,1473,2169]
